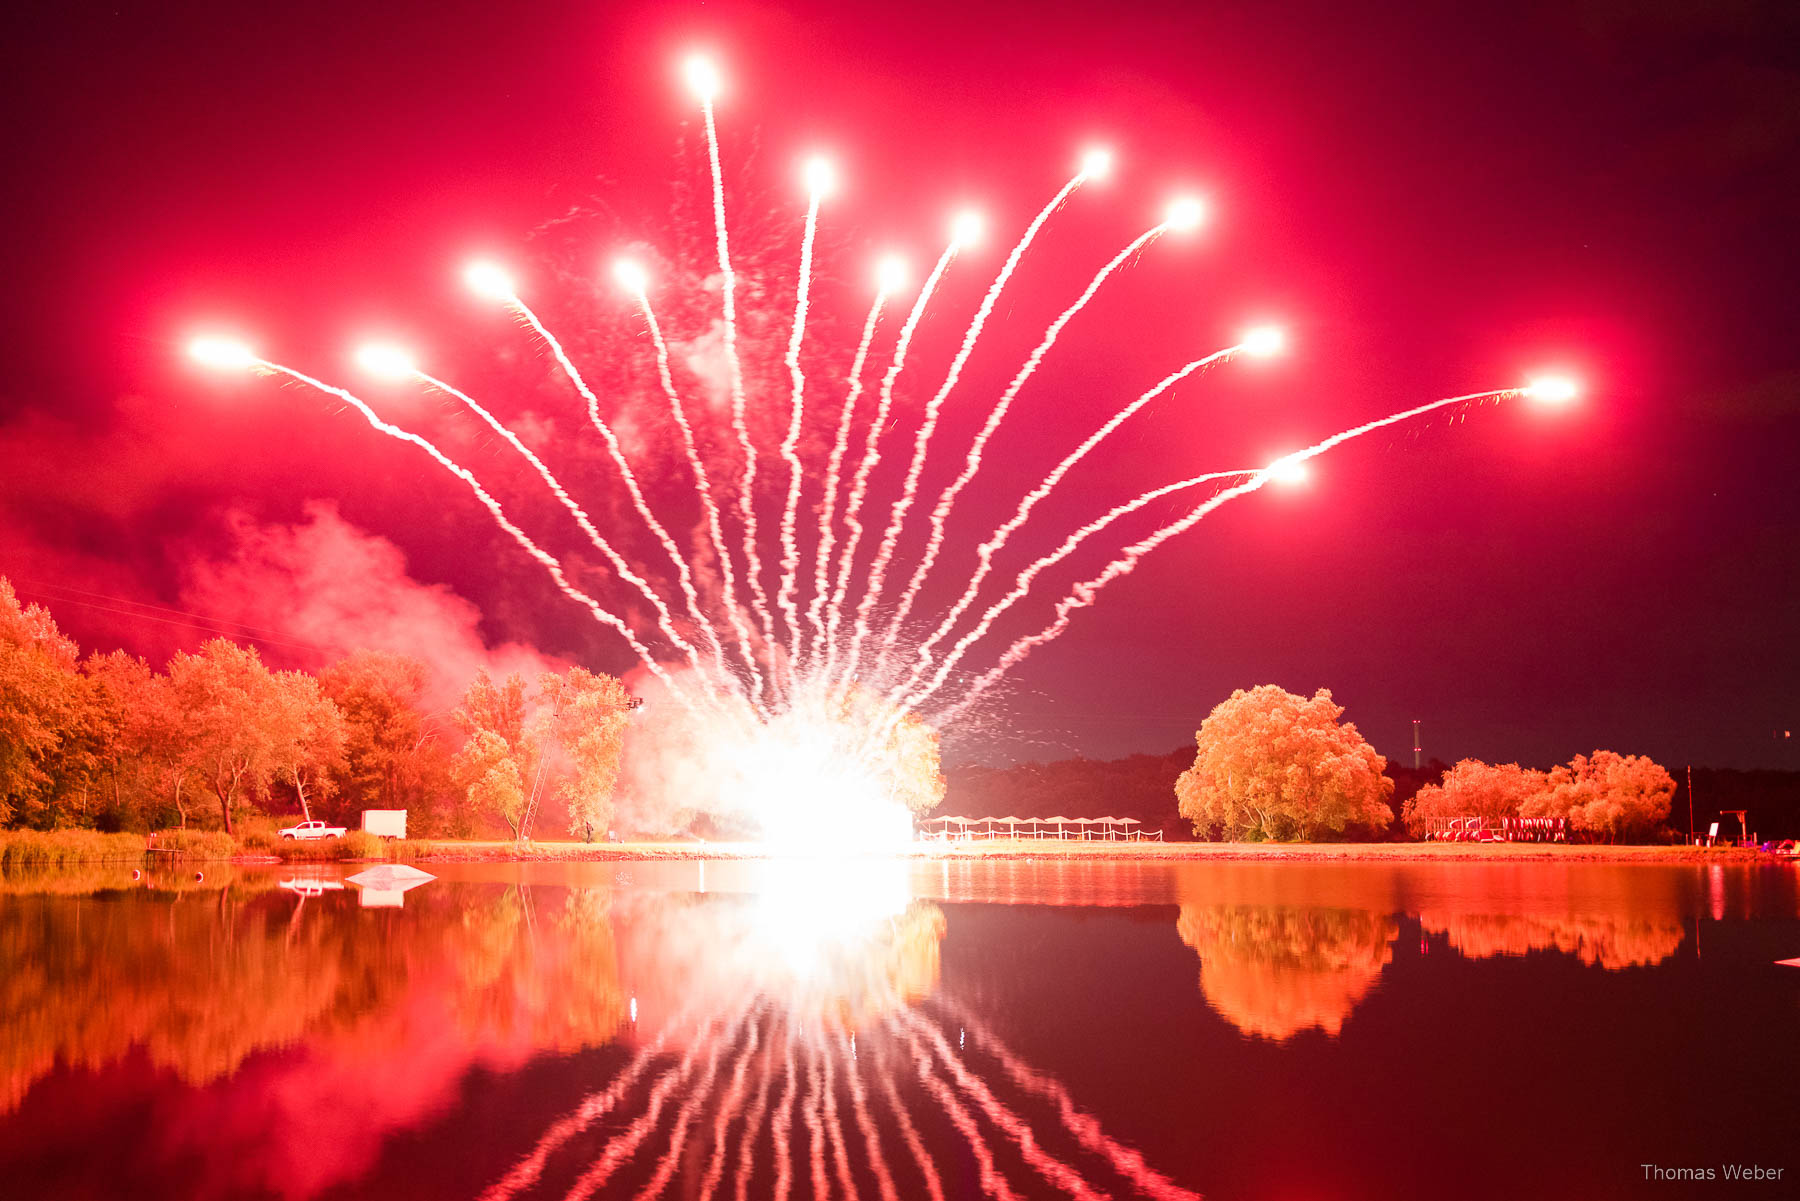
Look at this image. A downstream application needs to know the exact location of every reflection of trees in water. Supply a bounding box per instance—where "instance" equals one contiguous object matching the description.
[483,894,1201,1201]
[1416,910,1685,969]
[1176,904,1398,1040]
[0,876,626,1117]
[4,875,1201,1199]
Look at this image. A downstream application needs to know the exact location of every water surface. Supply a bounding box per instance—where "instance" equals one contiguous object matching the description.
[2,857,1795,1199]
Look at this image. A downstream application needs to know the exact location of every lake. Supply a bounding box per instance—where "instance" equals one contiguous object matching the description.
[2,857,1796,1199]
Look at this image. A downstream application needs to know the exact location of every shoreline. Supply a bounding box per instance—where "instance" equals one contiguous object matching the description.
[389,840,1776,865]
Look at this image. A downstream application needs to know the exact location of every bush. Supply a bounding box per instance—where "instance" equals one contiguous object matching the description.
[0,830,146,868]
[152,829,238,860]
[341,830,382,859]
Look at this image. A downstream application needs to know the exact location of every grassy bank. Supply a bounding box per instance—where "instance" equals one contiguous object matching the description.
[0,830,146,868]
[402,838,1775,864]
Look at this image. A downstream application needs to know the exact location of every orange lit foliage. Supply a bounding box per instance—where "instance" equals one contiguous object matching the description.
[1520,751,1675,843]
[1176,686,1392,841]
[1176,904,1397,1040]
[1402,759,1548,836]
[0,877,626,1113]
[1418,910,1684,970]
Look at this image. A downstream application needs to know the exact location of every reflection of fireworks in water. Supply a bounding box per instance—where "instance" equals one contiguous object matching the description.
[477,886,1200,1201]
[187,54,1576,841]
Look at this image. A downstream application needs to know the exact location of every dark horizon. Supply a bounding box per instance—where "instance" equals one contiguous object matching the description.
[3,0,1796,772]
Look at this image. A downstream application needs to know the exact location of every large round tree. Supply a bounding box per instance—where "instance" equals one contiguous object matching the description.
[1175,685,1393,841]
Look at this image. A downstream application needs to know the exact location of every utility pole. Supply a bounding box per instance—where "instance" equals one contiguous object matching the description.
[1412,719,1422,771]
[1687,764,1695,845]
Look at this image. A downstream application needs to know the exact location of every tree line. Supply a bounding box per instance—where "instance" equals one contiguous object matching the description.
[0,578,629,839]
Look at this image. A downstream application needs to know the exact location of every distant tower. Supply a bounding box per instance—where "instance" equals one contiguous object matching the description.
[1412,719,1422,771]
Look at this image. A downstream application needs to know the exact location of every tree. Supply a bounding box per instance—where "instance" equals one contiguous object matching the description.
[450,671,538,839]
[165,639,286,836]
[539,667,633,842]
[320,650,454,830]
[1521,750,1674,843]
[1175,685,1393,841]
[266,671,347,822]
[0,579,111,828]
[1401,759,1548,837]
[451,729,527,839]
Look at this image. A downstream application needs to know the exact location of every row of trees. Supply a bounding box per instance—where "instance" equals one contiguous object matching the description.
[1401,753,1676,843]
[1172,684,1681,843]
[0,578,629,839]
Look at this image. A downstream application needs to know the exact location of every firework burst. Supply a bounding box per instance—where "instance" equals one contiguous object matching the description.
[187,52,1577,843]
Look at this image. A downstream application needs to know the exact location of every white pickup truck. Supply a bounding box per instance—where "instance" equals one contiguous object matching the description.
[279,820,347,841]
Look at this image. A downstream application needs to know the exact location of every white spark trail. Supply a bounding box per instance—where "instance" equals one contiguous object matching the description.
[939,388,1521,722]
[809,292,887,674]
[510,298,723,688]
[836,1027,901,1201]
[826,241,959,686]
[881,223,1166,658]
[855,175,1086,678]
[696,1017,762,1201]
[900,468,1256,711]
[635,296,770,714]
[258,361,686,702]
[700,93,783,690]
[899,1010,1101,1201]
[907,343,1241,686]
[957,1011,1203,1201]
[416,371,714,686]
[775,188,824,677]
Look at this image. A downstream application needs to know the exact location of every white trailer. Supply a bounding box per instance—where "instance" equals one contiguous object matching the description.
[360,809,408,839]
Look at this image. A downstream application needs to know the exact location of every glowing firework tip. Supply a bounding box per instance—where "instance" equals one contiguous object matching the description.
[1164,196,1206,232]
[1524,376,1579,404]
[803,156,837,198]
[354,344,418,379]
[875,255,908,295]
[951,210,983,248]
[1241,326,1286,358]
[613,258,650,295]
[187,337,256,370]
[463,261,516,301]
[1267,454,1309,485]
[1080,147,1114,180]
[683,55,721,103]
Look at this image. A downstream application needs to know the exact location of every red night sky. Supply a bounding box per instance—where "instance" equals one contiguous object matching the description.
[1,0,1795,769]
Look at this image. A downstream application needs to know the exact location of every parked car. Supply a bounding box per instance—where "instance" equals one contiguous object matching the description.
[280,820,347,840]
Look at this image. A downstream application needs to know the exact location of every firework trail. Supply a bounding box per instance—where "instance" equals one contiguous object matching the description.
[857,175,1086,675]
[255,361,687,702]
[506,295,726,689]
[819,1032,860,1200]
[899,468,1256,711]
[809,290,889,673]
[731,1029,779,1201]
[631,1015,744,1200]
[631,289,769,713]
[887,1015,1021,1201]
[880,222,1168,660]
[958,1012,1202,1201]
[696,76,782,681]
[898,1009,1100,1200]
[905,342,1243,688]
[476,1036,668,1201]
[771,1025,801,1201]
[941,388,1522,721]
[413,369,715,686]
[827,240,960,684]
[837,1027,903,1201]
[695,1017,761,1201]
[775,172,827,677]
[802,1040,832,1199]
